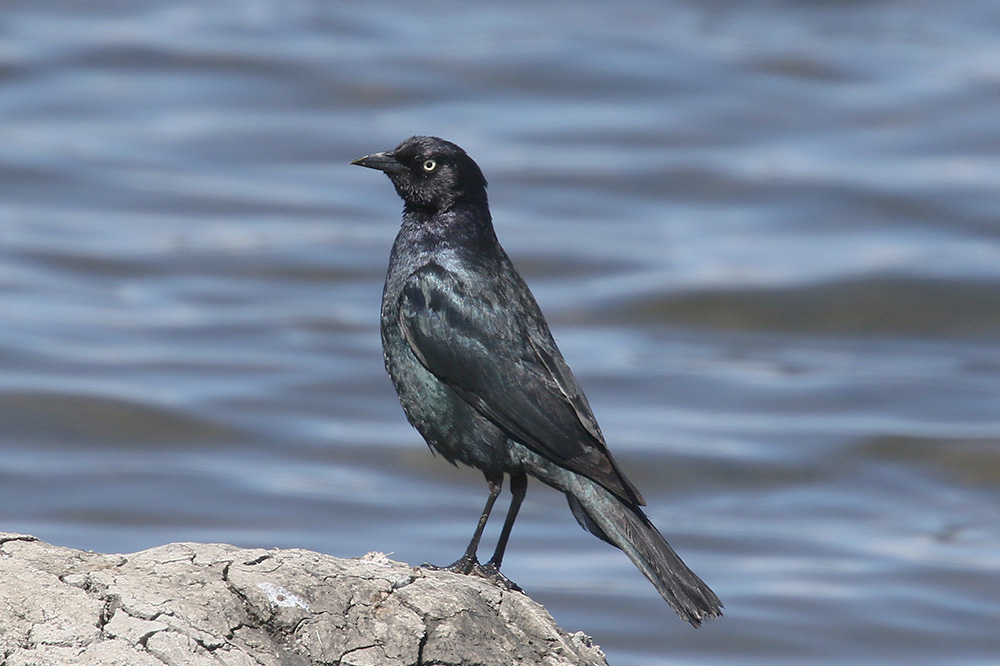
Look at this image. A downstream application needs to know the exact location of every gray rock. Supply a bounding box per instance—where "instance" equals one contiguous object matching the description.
[0,533,608,666]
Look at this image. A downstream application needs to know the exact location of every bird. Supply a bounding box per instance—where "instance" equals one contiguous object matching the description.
[351,136,722,627]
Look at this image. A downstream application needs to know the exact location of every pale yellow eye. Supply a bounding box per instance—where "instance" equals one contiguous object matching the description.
[422,159,437,172]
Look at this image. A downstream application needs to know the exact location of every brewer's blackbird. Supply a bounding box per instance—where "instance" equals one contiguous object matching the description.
[352,136,722,626]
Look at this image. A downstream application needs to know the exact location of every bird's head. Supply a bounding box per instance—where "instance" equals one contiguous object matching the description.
[351,136,488,214]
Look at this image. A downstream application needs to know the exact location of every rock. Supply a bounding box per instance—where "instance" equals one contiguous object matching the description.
[0,533,608,666]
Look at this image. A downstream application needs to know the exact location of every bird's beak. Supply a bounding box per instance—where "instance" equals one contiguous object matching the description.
[350,151,406,174]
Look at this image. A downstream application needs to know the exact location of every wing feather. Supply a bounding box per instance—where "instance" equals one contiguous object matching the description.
[399,263,643,506]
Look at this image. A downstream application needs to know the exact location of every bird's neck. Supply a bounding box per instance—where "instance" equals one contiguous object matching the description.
[401,200,498,253]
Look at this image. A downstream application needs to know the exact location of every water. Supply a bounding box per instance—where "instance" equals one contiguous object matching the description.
[3,1,1000,664]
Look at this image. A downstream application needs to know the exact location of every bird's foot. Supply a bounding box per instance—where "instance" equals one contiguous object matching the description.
[421,553,479,576]
[474,560,522,592]
[420,557,522,592]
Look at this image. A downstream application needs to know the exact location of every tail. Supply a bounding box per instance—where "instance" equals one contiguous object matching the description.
[563,474,722,626]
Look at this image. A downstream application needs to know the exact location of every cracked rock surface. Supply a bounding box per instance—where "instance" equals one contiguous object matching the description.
[0,533,608,666]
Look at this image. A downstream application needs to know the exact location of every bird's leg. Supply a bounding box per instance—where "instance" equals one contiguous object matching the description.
[478,469,527,591]
[423,473,502,575]
[487,469,526,570]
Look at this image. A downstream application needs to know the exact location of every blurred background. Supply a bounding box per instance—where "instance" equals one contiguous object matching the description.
[2,1,999,664]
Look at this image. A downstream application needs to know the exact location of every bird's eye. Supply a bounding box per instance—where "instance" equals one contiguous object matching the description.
[422,159,437,172]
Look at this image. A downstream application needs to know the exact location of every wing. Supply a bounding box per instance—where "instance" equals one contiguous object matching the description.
[398,263,644,506]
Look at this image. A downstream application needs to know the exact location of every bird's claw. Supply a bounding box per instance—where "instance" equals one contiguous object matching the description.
[420,552,478,575]
[475,560,522,592]
[420,557,522,592]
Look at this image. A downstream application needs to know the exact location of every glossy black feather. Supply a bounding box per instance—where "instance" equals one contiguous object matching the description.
[398,262,643,506]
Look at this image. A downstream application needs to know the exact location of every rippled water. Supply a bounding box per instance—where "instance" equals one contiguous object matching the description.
[3,2,1000,664]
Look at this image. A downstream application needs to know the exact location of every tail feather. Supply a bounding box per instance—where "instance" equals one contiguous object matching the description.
[565,476,722,627]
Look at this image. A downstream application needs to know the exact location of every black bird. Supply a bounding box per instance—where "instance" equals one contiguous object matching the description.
[351,136,722,626]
